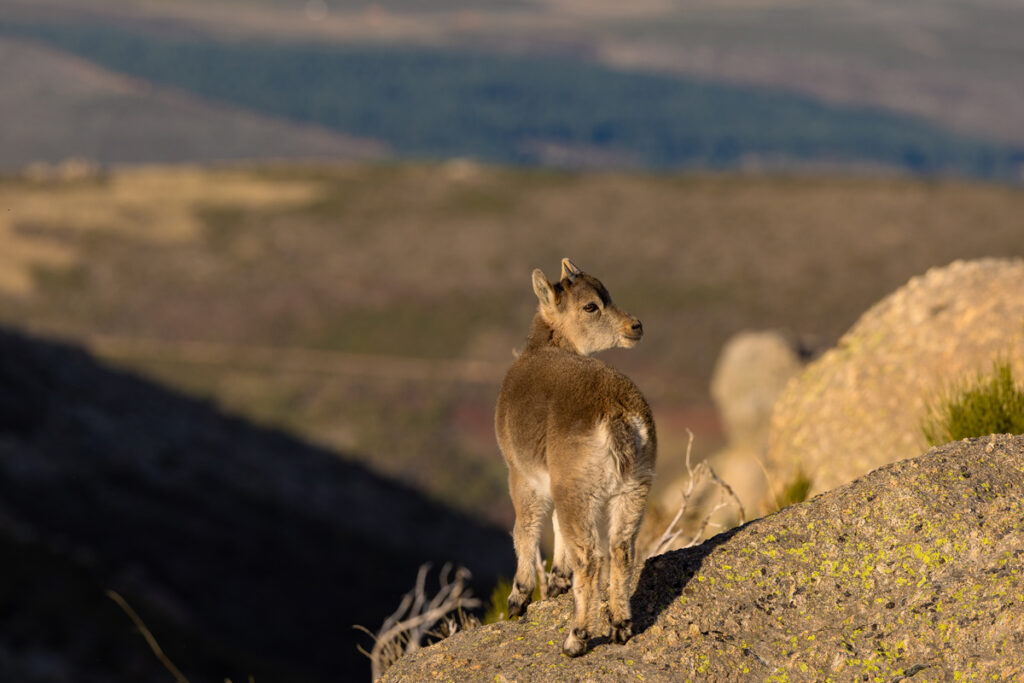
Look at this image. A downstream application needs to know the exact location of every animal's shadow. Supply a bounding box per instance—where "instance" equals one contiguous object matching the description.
[575,525,741,654]
[630,525,742,633]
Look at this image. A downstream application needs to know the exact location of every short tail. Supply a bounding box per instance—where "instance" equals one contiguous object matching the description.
[609,415,653,479]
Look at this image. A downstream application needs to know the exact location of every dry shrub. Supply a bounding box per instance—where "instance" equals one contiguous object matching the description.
[354,563,481,681]
[644,429,746,559]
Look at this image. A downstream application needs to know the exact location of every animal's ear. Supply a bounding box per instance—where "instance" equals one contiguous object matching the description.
[532,268,555,306]
[561,258,583,282]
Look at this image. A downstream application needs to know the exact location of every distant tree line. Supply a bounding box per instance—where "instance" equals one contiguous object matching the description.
[3,21,1021,178]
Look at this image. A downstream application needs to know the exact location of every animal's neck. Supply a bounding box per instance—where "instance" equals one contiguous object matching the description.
[525,314,581,355]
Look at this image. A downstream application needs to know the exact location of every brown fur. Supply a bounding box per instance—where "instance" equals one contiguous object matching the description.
[494,258,656,657]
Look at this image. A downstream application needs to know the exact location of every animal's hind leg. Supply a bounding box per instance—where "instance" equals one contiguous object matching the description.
[554,488,601,657]
[507,468,549,618]
[546,510,572,598]
[607,480,650,644]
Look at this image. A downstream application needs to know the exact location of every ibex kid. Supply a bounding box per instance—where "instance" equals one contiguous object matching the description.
[494,258,656,657]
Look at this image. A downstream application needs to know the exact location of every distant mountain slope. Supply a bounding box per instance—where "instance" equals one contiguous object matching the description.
[0,326,513,682]
[3,21,1020,179]
[4,0,1024,149]
[591,0,1024,148]
[0,37,383,169]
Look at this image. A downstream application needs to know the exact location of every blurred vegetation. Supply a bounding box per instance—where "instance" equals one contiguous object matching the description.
[483,578,513,626]
[5,163,1024,525]
[922,360,1024,447]
[777,468,813,509]
[2,20,1021,179]
[483,575,544,626]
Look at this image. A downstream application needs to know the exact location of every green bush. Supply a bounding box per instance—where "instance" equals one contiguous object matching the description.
[779,468,813,508]
[483,577,514,625]
[922,360,1024,447]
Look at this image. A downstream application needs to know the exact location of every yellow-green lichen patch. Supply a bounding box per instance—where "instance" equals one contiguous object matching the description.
[383,436,1024,682]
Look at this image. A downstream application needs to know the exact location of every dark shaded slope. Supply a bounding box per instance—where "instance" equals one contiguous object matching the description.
[0,327,512,682]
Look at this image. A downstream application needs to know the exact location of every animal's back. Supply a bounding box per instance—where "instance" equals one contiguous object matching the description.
[496,347,654,476]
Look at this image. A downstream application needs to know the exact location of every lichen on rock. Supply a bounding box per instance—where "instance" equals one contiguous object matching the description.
[383,434,1024,681]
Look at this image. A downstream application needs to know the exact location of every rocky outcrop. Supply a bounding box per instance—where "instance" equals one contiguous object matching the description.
[711,330,804,452]
[0,327,513,682]
[384,433,1024,681]
[700,330,804,519]
[767,258,1024,502]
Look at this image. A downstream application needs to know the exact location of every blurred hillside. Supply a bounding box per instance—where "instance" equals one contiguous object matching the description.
[1,0,1023,177]
[0,37,383,168]
[3,163,1024,525]
[6,0,1024,142]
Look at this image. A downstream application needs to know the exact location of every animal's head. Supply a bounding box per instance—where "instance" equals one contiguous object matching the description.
[531,258,643,356]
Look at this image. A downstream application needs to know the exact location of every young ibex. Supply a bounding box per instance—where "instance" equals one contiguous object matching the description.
[495,258,656,657]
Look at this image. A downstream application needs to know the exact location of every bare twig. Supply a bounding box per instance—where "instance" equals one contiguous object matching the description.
[707,465,746,526]
[646,429,746,558]
[106,590,189,683]
[750,448,784,512]
[683,497,731,548]
[354,563,481,680]
[647,429,698,557]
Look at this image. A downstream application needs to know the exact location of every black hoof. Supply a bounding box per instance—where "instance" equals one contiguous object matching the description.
[507,586,531,618]
[611,619,633,644]
[507,598,527,618]
[562,628,588,657]
[545,571,572,598]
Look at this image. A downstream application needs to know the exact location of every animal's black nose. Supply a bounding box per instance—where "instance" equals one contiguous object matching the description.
[632,320,643,332]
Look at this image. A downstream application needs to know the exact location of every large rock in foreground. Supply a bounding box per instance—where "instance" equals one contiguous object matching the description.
[384,434,1024,681]
[767,258,1024,501]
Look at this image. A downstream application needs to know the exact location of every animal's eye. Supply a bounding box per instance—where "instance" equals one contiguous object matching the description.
[583,302,599,313]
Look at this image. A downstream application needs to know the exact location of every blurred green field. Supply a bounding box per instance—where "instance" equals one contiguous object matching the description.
[4,162,1024,523]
